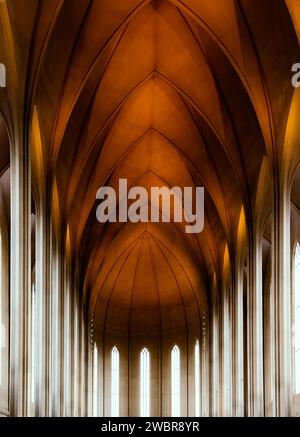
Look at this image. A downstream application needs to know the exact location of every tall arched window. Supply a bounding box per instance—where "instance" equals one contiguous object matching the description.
[294,243,300,394]
[0,231,3,386]
[30,211,37,411]
[111,346,120,417]
[140,348,150,417]
[93,343,98,416]
[171,345,180,417]
[195,340,200,416]
[31,282,36,404]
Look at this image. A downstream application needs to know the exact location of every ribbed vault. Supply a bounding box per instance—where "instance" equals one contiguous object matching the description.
[1,0,299,341]
[93,230,205,340]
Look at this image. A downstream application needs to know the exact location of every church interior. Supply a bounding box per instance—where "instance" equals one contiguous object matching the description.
[0,0,300,417]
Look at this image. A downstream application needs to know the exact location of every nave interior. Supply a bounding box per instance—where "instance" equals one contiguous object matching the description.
[0,0,300,417]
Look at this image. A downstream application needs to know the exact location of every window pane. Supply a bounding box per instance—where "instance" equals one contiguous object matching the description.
[111,347,120,417]
[93,343,98,416]
[171,345,180,417]
[31,283,36,403]
[294,243,300,394]
[140,348,150,417]
[0,232,2,386]
[195,340,200,416]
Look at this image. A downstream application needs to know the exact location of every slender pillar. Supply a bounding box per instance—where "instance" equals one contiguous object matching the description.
[63,259,71,416]
[233,261,244,416]
[35,191,52,416]
[221,287,232,416]
[69,274,75,416]
[212,295,220,416]
[78,303,85,417]
[201,310,209,417]
[10,129,31,416]
[87,316,94,416]
[248,228,264,416]
[263,254,276,416]
[73,288,79,417]
[50,243,63,416]
[0,218,9,417]
[274,182,292,416]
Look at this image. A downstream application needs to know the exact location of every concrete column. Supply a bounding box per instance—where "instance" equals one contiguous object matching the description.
[221,288,232,416]
[9,130,31,416]
[69,268,80,417]
[78,303,85,417]
[50,243,63,416]
[263,252,276,416]
[87,316,94,416]
[248,229,264,416]
[0,213,9,417]
[35,191,52,416]
[201,310,209,417]
[211,295,220,416]
[63,258,71,416]
[69,274,75,417]
[274,183,292,416]
[72,289,79,417]
[233,262,244,416]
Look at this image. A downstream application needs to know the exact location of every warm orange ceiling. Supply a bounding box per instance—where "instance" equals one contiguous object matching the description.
[0,0,299,334]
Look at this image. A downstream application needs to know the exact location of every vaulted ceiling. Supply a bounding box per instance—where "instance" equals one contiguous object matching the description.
[0,0,299,336]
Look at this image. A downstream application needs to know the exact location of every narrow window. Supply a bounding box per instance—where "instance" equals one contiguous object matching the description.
[111,346,120,417]
[0,232,3,386]
[171,345,180,417]
[93,343,98,416]
[195,340,200,416]
[140,348,150,417]
[294,243,300,394]
[31,282,36,403]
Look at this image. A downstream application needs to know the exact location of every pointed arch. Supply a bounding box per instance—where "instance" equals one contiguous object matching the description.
[140,347,150,417]
[111,346,120,417]
[194,339,200,417]
[171,345,180,417]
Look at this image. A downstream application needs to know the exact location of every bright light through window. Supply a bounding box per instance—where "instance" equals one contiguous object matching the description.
[140,347,150,417]
[93,343,98,417]
[31,283,36,403]
[294,243,300,394]
[195,340,200,416]
[0,232,2,386]
[171,345,180,417]
[111,346,120,417]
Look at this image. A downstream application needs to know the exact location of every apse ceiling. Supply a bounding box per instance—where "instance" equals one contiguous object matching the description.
[0,0,299,329]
